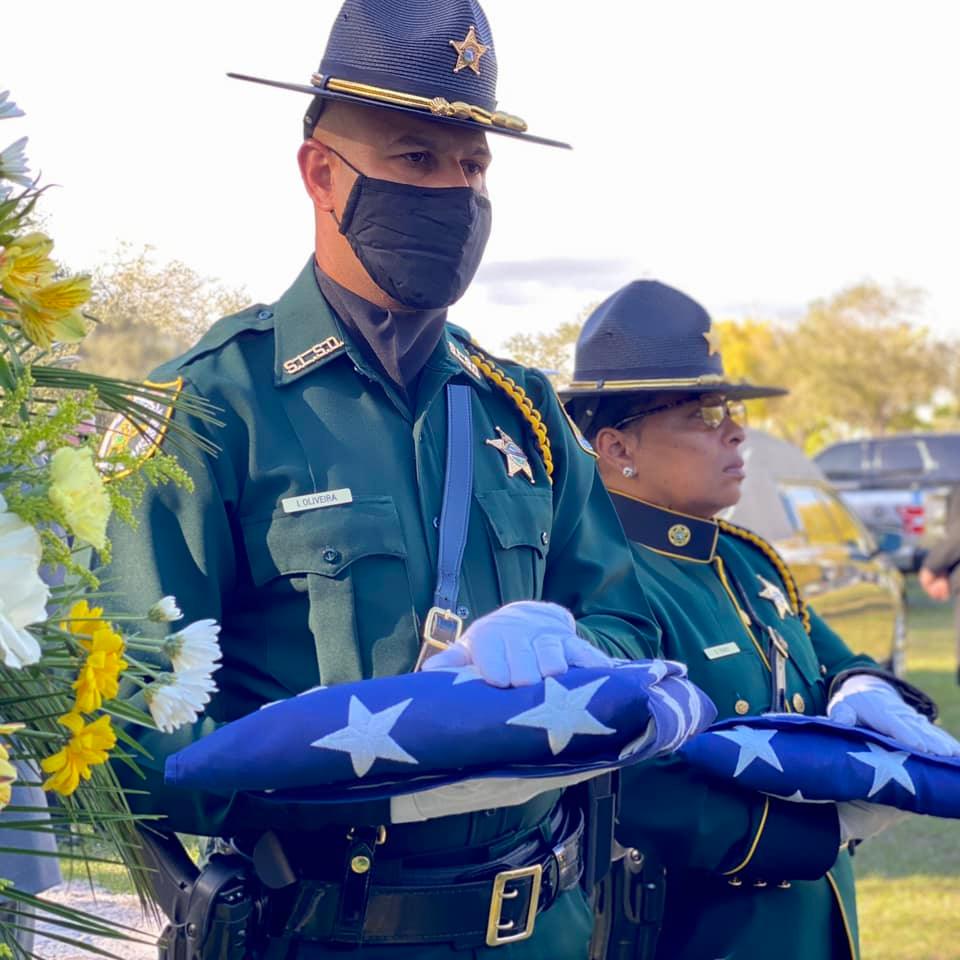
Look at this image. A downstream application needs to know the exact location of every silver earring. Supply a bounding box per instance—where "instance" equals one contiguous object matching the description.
[622,466,636,478]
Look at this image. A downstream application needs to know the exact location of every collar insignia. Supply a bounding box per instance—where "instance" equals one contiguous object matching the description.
[757,575,792,619]
[486,427,534,483]
[703,327,722,357]
[448,340,483,381]
[449,25,489,75]
[667,524,692,548]
[283,336,345,375]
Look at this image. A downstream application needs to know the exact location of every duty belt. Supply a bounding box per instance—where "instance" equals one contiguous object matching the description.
[262,809,584,949]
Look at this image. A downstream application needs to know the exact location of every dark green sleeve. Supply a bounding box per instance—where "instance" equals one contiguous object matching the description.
[617,755,840,882]
[531,373,662,660]
[807,609,878,683]
[105,377,242,836]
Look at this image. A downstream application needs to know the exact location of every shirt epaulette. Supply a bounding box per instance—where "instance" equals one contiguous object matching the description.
[150,304,277,381]
[717,519,812,634]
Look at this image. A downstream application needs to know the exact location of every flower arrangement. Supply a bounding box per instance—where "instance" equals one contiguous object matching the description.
[0,89,223,955]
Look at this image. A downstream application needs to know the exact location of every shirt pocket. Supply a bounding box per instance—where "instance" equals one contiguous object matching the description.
[240,496,417,687]
[474,487,553,606]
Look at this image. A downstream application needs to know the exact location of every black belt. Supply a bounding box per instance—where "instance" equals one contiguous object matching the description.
[265,809,584,950]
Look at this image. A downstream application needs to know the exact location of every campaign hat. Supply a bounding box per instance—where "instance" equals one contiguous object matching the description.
[229,0,569,148]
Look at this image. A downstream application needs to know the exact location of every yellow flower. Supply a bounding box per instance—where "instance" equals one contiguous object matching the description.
[0,232,57,301]
[40,712,116,797]
[48,446,111,549]
[18,274,90,350]
[72,623,128,713]
[0,722,24,811]
[62,599,106,640]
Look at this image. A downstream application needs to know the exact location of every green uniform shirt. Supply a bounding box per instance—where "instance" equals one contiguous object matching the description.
[104,261,661,957]
[609,492,876,960]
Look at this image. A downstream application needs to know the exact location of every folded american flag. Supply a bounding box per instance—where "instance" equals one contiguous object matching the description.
[165,661,715,806]
[680,714,960,816]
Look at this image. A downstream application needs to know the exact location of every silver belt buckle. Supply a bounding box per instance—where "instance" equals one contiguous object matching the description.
[485,864,542,946]
[413,606,463,671]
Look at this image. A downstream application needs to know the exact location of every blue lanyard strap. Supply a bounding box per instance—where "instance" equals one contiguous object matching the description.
[417,383,474,667]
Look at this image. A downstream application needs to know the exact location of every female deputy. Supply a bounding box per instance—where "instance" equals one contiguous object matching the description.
[562,281,959,960]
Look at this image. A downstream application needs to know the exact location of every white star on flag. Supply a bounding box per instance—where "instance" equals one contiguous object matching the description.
[311,695,418,777]
[507,676,615,755]
[714,725,784,777]
[430,665,485,685]
[848,742,916,798]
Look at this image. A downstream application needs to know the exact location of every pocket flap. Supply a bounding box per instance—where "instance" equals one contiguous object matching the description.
[241,496,406,584]
[475,488,553,553]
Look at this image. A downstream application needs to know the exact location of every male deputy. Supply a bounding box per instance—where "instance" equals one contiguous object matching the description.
[104,2,664,957]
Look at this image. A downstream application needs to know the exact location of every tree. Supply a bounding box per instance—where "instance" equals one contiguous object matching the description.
[78,244,248,380]
[716,283,953,452]
[502,303,597,388]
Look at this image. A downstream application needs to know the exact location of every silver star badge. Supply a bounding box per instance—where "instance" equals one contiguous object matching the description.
[486,427,535,483]
[757,575,792,619]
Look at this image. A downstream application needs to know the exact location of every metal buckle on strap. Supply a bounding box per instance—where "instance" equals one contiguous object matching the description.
[485,864,543,947]
[414,607,464,671]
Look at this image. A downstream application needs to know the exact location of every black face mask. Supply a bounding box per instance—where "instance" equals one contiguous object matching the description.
[331,150,492,310]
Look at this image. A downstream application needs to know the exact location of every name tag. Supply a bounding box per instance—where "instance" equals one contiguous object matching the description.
[281,488,353,514]
[704,642,741,661]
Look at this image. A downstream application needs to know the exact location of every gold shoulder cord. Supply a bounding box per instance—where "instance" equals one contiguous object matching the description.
[469,352,554,483]
[717,519,811,634]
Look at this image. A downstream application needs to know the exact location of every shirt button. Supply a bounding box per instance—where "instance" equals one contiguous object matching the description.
[735,699,750,715]
[820,664,828,676]
[540,531,549,546]
[456,605,470,618]
[256,309,273,321]
[792,693,806,713]
[322,548,341,564]
[433,516,440,529]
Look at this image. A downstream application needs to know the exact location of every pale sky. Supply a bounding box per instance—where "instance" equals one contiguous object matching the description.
[4,0,959,351]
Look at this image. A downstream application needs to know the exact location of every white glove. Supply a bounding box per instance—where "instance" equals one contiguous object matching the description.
[421,601,613,687]
[837,800,910,844]
[827,674,960,756]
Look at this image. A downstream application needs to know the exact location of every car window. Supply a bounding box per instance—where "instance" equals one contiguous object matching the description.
[927,436,960,475]
[779,485,843,545]
[875,438,924,474]
[820,488,876,555]
[815,442,867,477]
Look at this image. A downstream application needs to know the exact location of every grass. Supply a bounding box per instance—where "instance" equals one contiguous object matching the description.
[855,578,960,960]
[58,580,960,956]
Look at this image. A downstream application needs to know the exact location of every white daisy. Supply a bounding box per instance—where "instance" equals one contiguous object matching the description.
[145,669,219,734]
[148,596,183,623]
[0,137,31,188]
[0,91,25,121]
[164,619,222,674]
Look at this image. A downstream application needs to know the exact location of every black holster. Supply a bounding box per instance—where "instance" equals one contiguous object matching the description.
[138,828,259,960]
[589,848,666,960]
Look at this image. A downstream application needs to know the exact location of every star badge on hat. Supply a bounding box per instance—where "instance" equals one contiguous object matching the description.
[486,427,534,483]
[449,24,489,75]
[757,575,792,620]
[702,326,722,357]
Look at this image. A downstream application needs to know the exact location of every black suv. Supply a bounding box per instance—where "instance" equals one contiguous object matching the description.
[814,433,960,570]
